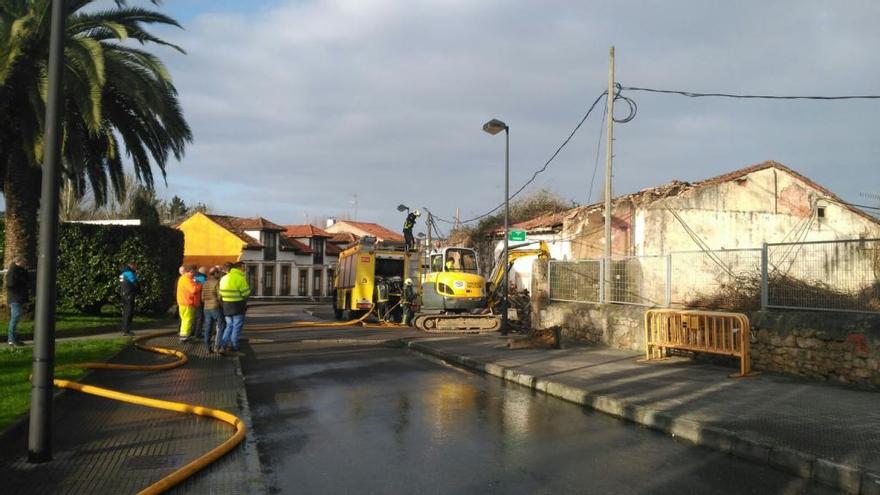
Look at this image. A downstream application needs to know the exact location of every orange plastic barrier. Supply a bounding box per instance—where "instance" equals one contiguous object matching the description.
[644,309,755,377]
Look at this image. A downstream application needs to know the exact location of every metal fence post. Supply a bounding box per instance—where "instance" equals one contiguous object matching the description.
[546,260,553,301]
[665,254,672,307]
[599,257,606,304]
[760,243,769,310]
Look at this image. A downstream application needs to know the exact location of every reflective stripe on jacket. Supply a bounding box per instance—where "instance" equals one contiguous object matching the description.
[376,283,389,303]
[219,268,251,302]
[403,213,416,230]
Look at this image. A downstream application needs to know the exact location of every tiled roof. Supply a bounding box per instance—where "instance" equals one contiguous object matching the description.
[329,232,359,244]
[280,236,313,254]
[283,224,332,238]
[499,160,879,234]
[204,214,265,247]
[325,242,342,256]
[332,221,404,242]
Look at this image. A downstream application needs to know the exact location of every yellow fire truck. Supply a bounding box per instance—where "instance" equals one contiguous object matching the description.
[332,238,421,320]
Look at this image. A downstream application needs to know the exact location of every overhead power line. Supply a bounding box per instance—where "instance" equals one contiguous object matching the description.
[441,90,610,226]
[620,86,880,100]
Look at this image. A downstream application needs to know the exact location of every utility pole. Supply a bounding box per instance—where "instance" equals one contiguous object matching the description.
[603,46,615,303]
[29,0,65,463]
[426,210,433,263]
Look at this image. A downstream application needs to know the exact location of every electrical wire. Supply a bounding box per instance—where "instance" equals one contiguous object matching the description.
[620,86,880,100]
[586,99,607,205]
[450,91,610,225]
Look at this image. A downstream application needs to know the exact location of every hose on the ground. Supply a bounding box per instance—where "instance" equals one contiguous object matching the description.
[247,303,409,332]
[47,330,246,495]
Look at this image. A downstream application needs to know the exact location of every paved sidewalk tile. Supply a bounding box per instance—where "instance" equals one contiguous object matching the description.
[408,336,880,482]
[0,336,263,495]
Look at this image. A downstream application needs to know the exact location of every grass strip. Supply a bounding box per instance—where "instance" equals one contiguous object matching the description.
[0,338,130,430]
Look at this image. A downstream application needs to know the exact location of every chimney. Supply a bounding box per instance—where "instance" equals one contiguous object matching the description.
[325,217,337,228]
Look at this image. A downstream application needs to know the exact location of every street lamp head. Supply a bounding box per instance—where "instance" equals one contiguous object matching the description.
[482,118,508,135]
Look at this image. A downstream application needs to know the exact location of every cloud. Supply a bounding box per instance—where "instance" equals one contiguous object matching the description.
[148,0,880,229]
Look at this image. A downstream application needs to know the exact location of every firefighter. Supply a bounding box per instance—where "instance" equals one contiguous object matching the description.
[401,278,416,325]
[402,209,420,251]
[375,276,389,321]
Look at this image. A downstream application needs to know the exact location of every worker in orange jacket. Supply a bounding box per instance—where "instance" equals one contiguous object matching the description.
[177,265,203,342]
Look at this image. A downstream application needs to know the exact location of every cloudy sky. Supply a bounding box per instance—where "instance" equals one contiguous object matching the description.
[132,0,879,232]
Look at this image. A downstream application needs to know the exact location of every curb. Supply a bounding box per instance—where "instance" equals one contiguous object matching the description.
[405,340,879,495]
[231,355,269,495]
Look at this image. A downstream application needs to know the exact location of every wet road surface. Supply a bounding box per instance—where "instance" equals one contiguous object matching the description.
[241,340,835,495]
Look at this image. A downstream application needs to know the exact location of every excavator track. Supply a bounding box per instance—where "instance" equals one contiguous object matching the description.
[413,314,501,334]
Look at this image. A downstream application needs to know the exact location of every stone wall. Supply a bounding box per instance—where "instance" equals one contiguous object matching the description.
[535,292,880,388]
[749,311,880,387]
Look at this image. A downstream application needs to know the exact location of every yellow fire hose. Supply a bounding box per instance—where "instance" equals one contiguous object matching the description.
[47,330,246,495]
[246,303,409,332]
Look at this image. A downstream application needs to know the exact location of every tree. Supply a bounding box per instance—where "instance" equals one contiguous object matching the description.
[0,0,192,266]
[166,195,187,223]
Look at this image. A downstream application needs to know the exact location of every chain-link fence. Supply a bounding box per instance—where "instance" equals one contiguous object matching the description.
[767,238,880,313]
[607,255,669,306]
[545,238,880,314]
[669,248,763,309]
[548,260,601,303]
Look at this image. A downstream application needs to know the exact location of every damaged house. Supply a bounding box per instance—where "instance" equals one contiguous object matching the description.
[497,160,880,306]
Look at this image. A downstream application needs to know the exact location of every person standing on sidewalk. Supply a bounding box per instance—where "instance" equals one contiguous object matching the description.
[201,267,226,353]
[5,257,29,346]
[192,266,207,339]
[176,265,202,342]
[118,263,139,337]
[218,261,251,354]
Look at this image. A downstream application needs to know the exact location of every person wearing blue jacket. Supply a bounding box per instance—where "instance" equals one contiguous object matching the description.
[119,263,139,336]
[192,266,208,338]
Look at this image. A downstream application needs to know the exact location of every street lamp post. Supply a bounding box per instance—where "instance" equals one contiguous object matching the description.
[29,0,66,463]
[482,118,509,336]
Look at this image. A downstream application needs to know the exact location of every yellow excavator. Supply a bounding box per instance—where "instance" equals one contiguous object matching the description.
[413,241,550,333]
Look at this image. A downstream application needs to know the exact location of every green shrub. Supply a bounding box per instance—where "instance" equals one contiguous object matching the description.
[57,224,183,314]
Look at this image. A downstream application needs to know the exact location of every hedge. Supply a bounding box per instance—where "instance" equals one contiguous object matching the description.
[57,224,184,314]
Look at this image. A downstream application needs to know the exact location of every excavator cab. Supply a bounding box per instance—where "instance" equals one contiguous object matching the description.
[414,247,500,331]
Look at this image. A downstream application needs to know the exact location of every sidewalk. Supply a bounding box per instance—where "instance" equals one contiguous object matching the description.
[405,336,880,495]
[0,335,265,494]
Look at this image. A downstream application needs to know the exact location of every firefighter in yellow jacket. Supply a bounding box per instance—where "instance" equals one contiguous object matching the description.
[218,261,251,353]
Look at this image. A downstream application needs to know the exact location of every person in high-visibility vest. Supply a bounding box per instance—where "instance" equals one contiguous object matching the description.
[402,209,420,251]
[445,259,455,271]
[177,265,202,342]
[218,261,251,354]
[401,278,416,325]
[375,276,389,321]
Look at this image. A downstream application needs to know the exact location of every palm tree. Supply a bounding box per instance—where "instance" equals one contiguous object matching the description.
[0,0,191,266]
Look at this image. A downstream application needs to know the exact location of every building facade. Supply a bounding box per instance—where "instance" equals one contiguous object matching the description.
[176,213,336,298]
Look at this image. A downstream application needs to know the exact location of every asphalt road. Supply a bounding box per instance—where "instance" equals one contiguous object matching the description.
[240,336,836,495]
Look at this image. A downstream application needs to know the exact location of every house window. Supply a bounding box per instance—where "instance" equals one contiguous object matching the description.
[263,265,274,296]
[327,269,335,295]
[281,265,291,295]
[262,232,277,261]
[246,265,257,291]
[817,206,826,219]
[312,238,324,265]
[298,269,308,297]
[313,271,322,296]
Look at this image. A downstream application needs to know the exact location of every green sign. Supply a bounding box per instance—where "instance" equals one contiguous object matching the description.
[508,229,526,242]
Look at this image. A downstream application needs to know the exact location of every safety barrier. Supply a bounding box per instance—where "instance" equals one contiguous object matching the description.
[644,309,755,377]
